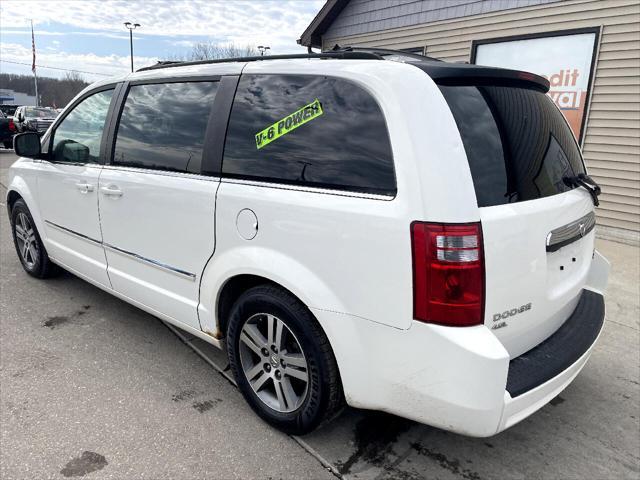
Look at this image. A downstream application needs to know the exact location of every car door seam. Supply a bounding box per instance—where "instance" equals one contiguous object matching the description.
[96,167,114,288]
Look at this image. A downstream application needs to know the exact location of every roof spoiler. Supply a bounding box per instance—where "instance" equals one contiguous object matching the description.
[423,64,550,93]
[332,45,549,93]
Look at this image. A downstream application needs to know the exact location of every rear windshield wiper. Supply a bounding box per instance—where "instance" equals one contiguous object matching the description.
[563,174,601,207]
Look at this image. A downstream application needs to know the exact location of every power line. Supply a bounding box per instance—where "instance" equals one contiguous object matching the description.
[0,59,112,77]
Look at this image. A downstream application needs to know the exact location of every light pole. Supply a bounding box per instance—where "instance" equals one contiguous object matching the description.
[257,45,270,57]
[124,22,141,72]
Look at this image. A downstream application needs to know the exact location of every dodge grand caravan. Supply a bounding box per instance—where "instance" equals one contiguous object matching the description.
[7,49,609,436]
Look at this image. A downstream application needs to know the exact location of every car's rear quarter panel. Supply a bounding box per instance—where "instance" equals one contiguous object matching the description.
[206,181,412,329]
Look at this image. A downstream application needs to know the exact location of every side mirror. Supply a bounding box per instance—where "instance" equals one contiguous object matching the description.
[14,132,42,158]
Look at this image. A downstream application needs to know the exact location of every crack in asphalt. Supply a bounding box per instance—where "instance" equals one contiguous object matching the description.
[162,320,344,478]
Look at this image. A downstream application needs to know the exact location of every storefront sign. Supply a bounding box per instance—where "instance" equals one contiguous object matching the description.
[472,29,599,142]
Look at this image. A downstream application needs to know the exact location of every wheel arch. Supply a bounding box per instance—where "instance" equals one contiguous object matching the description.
[198,246,348,340]
[216,274,280,340]
[6,176,42,232]
[212,271,342,343]
[6,189,22,216]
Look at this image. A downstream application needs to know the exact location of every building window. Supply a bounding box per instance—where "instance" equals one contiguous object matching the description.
[471,28,600,143]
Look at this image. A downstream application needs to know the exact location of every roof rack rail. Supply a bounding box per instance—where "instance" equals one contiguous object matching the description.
[330,45,442,63]
[137,51,382,72]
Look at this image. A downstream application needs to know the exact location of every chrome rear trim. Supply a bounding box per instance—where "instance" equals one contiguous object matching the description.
[546,211,596,252]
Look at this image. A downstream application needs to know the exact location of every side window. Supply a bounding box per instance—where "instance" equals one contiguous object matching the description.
[51,89,114,164]
[112,81,218,173]
[223,75,396,195]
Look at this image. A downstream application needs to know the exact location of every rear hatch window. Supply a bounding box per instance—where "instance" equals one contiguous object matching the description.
[439,85,586,207]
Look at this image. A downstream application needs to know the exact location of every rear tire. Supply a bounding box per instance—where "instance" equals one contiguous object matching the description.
[11,199,58,278]
[3,141,12,149]
[227,285,343,434]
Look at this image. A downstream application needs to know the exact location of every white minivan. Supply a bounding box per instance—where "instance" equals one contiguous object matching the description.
[7,49,609,436]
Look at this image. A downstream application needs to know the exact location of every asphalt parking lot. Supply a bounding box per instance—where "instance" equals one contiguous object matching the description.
[1,149,639,479]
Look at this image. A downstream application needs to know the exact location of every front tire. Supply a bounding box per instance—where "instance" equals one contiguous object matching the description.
[227,285,342,434]
[3,141,12,149]
[11,199,58,278]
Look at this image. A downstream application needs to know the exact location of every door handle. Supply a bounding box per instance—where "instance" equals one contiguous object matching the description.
[100,185,123,197]
[75,182,95,194]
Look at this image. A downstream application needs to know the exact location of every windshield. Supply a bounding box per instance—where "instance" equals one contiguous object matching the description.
[25,107,57,118]
[439,85,585,207]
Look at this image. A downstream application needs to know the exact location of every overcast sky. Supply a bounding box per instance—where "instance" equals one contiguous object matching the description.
[0,0,324,82]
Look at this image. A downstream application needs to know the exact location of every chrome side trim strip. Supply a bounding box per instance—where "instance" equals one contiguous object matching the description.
[44,220,196,281]
[101,164,220,182]
[221,177,395,201]
[103,243,196,280]
[546,211,596,252]
[45,220,102,245]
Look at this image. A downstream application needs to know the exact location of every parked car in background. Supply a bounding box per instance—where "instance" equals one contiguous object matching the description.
[13,106,58,135]
[0,110,16,149]
[6,49,609,437]
[0,104,19,117]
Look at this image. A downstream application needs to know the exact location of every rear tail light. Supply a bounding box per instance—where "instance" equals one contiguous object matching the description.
[8,118,15,132]
[411,222,484,326]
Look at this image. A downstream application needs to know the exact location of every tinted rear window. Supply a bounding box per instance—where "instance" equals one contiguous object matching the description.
[223,74,395,195]
[113,81,218,173]
[439,85,585,207]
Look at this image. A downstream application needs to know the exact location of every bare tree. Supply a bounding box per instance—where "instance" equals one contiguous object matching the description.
[64,71,84,82]
[0,72,89,108]
[169,42,258,62]
[64,71,86,92]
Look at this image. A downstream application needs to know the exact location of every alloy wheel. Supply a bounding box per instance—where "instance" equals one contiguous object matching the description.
[15,212,39,269]
[238,313,309,413]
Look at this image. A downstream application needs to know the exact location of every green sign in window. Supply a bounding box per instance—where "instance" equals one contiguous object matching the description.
[255,99,323,149]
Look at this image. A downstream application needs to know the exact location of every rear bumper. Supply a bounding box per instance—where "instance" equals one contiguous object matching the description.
[313,256,608,437]
[506,290,604,397]
[498,289,604,432]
